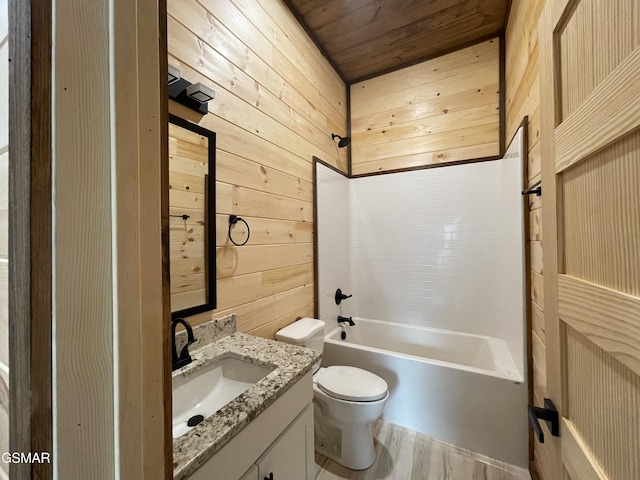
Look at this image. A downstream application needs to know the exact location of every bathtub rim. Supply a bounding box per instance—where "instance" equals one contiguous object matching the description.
[324,317,523,384]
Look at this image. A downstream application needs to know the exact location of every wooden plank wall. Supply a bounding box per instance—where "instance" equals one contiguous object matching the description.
[504,1,549,478]
[0,1,9,476]
[167,0,347,337]
[169,123,208,312]
[350,39,501,175]
[53,0,167,476]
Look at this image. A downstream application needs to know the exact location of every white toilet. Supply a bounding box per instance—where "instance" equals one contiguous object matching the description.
[276,318,388,470]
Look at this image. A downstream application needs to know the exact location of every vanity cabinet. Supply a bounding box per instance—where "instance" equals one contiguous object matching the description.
[239,404,313,480]
[188,372,314,480]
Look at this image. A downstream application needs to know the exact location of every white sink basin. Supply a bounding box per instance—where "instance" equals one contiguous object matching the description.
[172,356,275,438]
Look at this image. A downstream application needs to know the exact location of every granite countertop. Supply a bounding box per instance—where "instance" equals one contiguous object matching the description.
[172,332,321,480]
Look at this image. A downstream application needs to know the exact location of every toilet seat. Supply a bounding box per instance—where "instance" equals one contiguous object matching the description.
[316,366,387,402]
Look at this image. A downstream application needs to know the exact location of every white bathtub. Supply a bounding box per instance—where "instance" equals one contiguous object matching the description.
[322,318,528,468]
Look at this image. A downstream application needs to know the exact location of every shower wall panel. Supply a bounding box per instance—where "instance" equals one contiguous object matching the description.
[316,146,526,375]
[349,162,507,338]
[348,154,525,373]
[499,128,526,370]
[316,163,351,324]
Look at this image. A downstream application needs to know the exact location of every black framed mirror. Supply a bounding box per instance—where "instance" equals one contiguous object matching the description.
[168,114,216,318]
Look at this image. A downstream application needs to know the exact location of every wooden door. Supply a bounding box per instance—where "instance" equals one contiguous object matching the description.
[539,0,640,478]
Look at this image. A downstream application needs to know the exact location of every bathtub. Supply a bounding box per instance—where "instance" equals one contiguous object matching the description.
[322,317,528,468]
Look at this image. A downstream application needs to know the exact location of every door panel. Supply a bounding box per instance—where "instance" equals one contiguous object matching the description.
[558,275,640,374]
[554,48,640,173]
[562,415,609,480]
[540,0,640,478]
[562,133,640,294]
[558,0,640,119]
[565,325,640,478]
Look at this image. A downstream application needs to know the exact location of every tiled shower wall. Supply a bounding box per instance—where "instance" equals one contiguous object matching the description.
[499,128,526,370]
[316,131,525,374]
[315,164,350,324]
[350,163,506,334]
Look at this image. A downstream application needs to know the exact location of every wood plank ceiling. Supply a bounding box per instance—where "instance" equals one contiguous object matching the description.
[285,0,510,83]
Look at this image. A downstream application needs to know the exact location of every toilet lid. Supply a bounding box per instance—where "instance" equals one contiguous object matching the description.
[316,366,387,402]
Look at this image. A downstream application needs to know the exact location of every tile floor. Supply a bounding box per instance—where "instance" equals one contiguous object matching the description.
[314,420,531,480]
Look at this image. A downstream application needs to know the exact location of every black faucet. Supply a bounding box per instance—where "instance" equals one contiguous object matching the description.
[335,288,352,305]
[337,316,355,326]
[172,318,197,371]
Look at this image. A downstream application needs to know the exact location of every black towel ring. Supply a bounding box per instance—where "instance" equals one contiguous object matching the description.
[228,215,250,246]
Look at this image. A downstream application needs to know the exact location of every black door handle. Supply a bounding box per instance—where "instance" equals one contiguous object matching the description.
[528,398,559,443]
[264,473,273,480]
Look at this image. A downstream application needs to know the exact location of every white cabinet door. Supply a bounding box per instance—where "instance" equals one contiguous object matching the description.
[257,404,314,480]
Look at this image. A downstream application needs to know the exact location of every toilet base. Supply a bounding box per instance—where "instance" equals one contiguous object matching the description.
[313,399,377,470]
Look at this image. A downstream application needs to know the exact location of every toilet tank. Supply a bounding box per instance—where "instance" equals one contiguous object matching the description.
[275,318,325,353]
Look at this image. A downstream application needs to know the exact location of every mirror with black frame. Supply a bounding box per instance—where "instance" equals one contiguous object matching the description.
[168,114,216,318]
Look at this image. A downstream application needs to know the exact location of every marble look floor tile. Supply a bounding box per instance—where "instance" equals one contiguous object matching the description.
[314,420,531,480]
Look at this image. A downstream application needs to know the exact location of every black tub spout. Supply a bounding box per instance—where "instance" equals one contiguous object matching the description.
[337,315,355,326]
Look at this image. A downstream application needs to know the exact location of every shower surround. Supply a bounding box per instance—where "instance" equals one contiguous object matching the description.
[315,128,528,466]
[317,129,526,377]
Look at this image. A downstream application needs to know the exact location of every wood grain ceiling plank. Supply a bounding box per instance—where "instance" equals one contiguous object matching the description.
[342,24,502,82]
[308,0,432,37]
[286,0,509,82]
[301,0,377,31]
[320,0,470,55]
[290,0,335,17]
[331,1,500,66]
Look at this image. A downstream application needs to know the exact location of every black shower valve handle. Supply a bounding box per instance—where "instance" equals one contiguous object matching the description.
[335,288,352,305]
